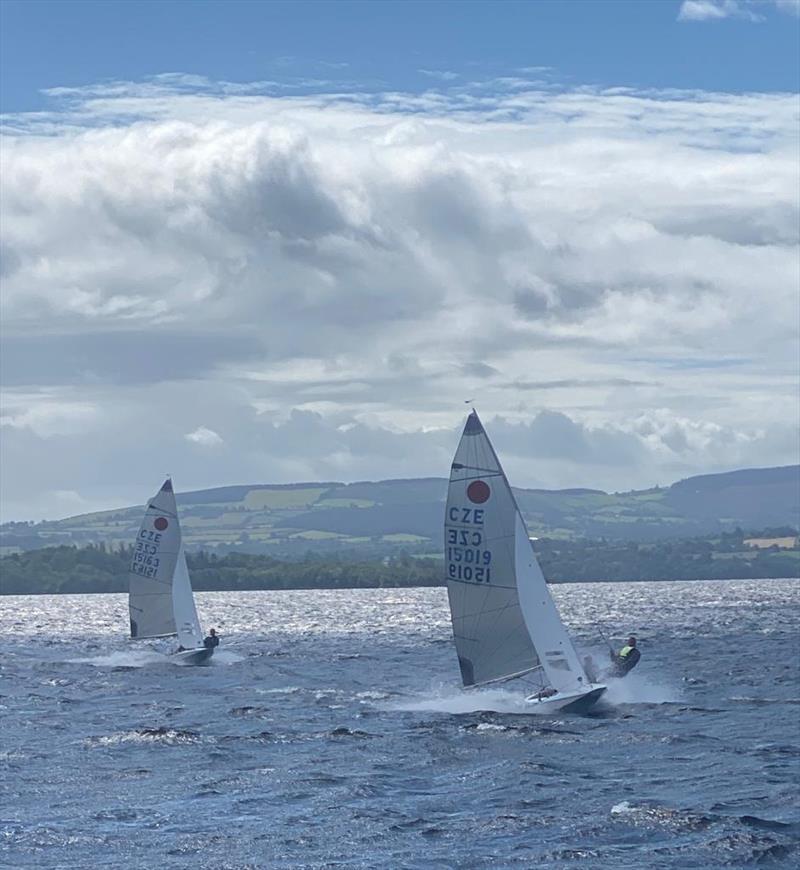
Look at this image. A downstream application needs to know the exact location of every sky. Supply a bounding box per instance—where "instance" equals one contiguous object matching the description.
[1,0,799,521]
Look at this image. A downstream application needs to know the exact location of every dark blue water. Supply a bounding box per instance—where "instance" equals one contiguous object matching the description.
[2,580,798,868]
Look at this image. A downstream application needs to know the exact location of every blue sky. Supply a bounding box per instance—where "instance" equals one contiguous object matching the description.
[1,0,798,519]
[2,0,799,114]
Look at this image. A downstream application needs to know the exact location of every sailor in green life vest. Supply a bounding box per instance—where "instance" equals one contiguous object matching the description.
[610,636,641,677]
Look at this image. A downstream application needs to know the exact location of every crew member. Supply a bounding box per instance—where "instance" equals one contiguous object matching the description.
[611,636,640,677]
[203,628,220,650]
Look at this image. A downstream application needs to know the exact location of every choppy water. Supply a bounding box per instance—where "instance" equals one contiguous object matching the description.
[1,579,798,869]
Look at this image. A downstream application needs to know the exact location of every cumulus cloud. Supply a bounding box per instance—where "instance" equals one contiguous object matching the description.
[0,76,798,518]
[185,426,224,447]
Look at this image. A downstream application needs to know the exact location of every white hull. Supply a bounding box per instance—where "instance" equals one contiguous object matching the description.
[173,647,214,666]
[524,684,606,713]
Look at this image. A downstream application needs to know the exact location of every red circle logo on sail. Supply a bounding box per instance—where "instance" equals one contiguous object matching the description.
[154,517,169,531]
[467,480,490,504]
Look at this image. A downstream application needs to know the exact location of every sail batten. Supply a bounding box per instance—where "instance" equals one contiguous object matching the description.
[445,410,589,693]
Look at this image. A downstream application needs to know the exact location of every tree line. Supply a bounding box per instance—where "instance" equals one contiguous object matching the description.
[0,529,796,595]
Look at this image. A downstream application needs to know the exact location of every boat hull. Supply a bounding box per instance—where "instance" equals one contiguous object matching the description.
[524,684,606,713]
[173,647,214,666]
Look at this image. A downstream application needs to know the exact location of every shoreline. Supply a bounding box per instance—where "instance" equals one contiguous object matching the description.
[3,575,798,596]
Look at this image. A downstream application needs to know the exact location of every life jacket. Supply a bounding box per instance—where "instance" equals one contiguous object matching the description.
[619,645,635,658]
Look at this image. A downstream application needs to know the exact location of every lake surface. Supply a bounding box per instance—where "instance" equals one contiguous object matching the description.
[1,579,798,868]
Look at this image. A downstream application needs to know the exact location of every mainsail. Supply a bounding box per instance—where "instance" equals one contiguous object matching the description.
[128,478,201,646]
[445,411,589,693]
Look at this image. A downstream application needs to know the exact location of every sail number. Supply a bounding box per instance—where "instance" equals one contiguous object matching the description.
[447,507,485,524]
[130,531,163,578]
[447,546,492,565]
[448,562,491,582]
[131,562,159,578]
[446,510,491,582]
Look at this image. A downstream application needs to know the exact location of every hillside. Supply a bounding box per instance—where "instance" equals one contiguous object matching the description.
[1,466,797,559]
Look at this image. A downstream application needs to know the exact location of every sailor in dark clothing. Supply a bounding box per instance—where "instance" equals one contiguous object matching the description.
[203,628,220,650]
[610,636,640,677]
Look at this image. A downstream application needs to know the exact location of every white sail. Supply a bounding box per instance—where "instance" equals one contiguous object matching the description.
[445,411,589,693]
[513,513,588,693]
[128,478,203,647]
[172,546,203,649]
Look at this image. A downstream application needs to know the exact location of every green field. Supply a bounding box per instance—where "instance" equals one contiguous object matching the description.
[2,466,797,560]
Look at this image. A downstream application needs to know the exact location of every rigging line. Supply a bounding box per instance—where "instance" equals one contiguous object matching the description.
[595,623,615,654]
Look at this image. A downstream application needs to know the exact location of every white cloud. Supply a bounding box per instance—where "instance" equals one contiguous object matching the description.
[678,1,754,21]
[678,0,799,20]
[0,77,798,518]
[0,393,99,438]
[418,69,460,81]
[185,426,224,447]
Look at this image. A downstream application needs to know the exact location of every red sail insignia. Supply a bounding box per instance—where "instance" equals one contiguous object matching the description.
[467,480,490,504]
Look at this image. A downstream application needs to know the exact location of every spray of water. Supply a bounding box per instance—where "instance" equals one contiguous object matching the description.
[385,669,682,715]
[602,672,682,705]
[206,648,244,665]
[68,649,168,668]
[385,684,545,715]
[69,646,243,667]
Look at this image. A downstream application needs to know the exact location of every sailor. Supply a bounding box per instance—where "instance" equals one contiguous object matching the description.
[610,636,641,677]
[203,628,220,650]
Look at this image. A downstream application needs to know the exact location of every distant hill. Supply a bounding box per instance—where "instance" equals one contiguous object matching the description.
[1,466,797,558]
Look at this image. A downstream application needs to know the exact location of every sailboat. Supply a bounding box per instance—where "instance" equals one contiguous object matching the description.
[445,411,606,713]
[128,478,213,665]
